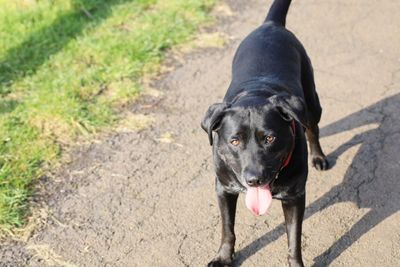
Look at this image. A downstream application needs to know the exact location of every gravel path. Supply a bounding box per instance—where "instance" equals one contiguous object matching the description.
[1,0,399,266]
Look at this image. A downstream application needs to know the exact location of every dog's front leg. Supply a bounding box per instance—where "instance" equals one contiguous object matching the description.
[208,180,238,267]
[281,194,305,267]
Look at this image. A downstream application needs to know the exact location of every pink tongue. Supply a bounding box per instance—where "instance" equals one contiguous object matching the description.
[245,186,272,216]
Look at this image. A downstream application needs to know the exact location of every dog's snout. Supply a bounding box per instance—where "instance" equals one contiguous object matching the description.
[244,172,263,186]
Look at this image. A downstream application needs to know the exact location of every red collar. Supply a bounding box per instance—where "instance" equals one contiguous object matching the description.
[280,120,296,170]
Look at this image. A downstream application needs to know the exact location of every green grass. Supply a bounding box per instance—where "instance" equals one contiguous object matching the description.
[0,0,215,230]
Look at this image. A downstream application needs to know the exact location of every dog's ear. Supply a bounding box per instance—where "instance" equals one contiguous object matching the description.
[270,94,309,128]
[201,103,229,145]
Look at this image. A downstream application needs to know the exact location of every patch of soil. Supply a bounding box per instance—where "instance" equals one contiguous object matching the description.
[1,0,400,266]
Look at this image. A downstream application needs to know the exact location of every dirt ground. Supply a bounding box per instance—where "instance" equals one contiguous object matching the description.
[1,0,400,266]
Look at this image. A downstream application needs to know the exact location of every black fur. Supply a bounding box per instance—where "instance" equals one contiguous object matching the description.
[202,0,328,266]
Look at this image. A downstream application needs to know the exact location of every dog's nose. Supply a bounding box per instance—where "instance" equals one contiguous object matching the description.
[244,172,263,186]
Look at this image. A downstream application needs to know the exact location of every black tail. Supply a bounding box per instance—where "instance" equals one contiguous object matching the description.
[265,0,292,27]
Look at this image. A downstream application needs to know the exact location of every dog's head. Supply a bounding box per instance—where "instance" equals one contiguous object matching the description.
[201,93,308,188]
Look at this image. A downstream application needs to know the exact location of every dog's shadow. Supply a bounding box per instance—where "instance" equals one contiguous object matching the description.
[233,93,400,266]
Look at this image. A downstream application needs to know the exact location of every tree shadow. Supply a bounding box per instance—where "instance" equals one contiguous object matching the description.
[0,99,19,114]
[234,93,400,266]
[0,0,132,95]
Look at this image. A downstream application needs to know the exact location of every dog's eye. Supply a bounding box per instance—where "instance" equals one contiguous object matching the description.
[230,139,240,146]
[265,135,276,144]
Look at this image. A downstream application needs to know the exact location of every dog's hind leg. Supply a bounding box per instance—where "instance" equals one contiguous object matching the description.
[301,56,329,170]
[208,179,239,267]
[306,124,328,170]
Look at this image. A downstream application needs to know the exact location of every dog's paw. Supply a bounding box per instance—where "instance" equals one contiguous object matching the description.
[207,257,232,267]
[288,260,304,267]
[311,155,329,171]
[288,255,304,267]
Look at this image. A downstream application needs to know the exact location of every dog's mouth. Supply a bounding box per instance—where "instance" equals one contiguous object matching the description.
[245,184,273,216]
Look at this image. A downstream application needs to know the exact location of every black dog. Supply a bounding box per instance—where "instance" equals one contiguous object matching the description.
[201,0,328,266]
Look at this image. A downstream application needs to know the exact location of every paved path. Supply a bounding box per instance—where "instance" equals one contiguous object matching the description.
[1,0,399,266]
